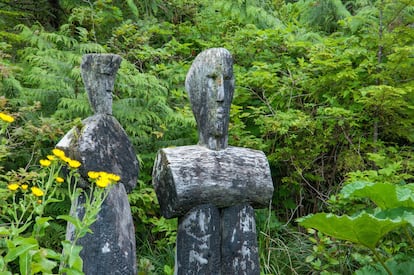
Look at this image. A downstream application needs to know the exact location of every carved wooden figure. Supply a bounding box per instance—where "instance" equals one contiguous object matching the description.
[57,54,138,275]
[153,48,274,275]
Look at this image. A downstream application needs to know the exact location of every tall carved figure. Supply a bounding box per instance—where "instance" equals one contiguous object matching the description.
[57,54,138,274]
[153,48,274,274]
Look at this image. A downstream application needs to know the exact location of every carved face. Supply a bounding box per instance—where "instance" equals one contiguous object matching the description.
[185,48,235,150]
[205,64,234,137]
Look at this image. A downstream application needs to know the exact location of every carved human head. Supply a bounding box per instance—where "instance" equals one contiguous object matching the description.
[185,48,235,150]
[81,54,122,115]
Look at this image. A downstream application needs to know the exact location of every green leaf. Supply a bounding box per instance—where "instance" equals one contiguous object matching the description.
[4,241,37,263]
[31,249,58,274]
[61,241,83,271]
[19,248,31,275]
[34,216,53,237]
[0,227,10,236]
[341,182,414,209]
[46,198,63,203]
[375,207,414,227]
[355,259,414,275]
[60,268,84,275]
[43,248,61,260]
[298,212,407,249]
[126,0,139,19]
[396,184,414,205]
[57,215,82,230]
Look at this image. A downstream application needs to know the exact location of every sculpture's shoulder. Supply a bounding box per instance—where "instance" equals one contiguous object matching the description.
[152,144,274,218]
[57,113,139,193]
[152,144,271,186]
[156,145,268,165]
[158,144,266,156]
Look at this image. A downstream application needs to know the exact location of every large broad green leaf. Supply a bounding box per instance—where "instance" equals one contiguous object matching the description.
[375,207,414,227]
[355,259,414,275]
[341,181,414,209]
[396,184,414,205]
[298,212,407,249]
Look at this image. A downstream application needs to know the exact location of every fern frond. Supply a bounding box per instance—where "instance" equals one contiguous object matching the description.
[213,0,283,29]
[56,95,92,119]
[77,42,106,53]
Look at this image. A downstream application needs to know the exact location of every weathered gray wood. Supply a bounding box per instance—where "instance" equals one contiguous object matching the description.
[57,114,138,193]
[57,53,138,275]
[81,54,121,115]
[221,204,260,275]
[66,183,136,275]
[153,145,273,218]
[175,204,221,275]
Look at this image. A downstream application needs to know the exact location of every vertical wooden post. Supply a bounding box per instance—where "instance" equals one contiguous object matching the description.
[176,204,221,274]
[221,204,260,275]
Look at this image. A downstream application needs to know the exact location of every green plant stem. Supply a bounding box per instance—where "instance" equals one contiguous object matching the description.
[11,194,33,237]
[404,225,414,248]
[369,247,392,275]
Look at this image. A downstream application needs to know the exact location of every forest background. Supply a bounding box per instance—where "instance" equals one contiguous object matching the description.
[0,0,413,274]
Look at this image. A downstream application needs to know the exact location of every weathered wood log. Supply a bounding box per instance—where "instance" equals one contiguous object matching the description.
[175,204,221,275]
[221,204,260,275]
[152,145,273,218]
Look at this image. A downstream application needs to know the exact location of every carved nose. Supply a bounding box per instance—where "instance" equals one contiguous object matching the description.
[216,76,225,102]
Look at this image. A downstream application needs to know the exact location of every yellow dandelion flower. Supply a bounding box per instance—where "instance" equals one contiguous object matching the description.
[68,159,81,169]
[39,159,51,167]
[96,177,110,188]
[21,184,28,190]
[31,186,44,197]
[55,177,64,183]
[96,172,107,178]
[0,113,14,123]
[52,148,65,158]
[7,183,19,191]
[107,173,121,182]
[88,171,100,179]
[47,155,56,161]
[61,156,71,163]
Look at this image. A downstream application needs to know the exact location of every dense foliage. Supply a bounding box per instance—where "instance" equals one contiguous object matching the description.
[1,0,413,273]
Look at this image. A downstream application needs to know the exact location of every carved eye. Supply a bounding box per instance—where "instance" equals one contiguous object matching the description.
[207,73,217,79]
